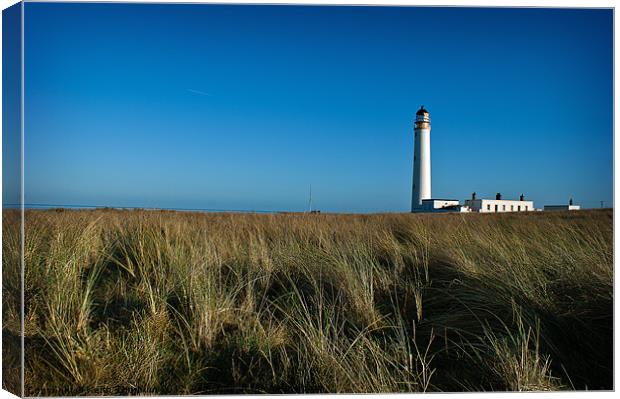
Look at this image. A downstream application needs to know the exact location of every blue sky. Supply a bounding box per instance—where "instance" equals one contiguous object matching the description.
[2,2,21,207]
[11,3,614,212]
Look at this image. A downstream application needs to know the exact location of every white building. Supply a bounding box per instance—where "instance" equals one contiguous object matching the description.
[544,205,581,211]
[464,193,535,213]
[544,199,581,211]
[420,199,471,212]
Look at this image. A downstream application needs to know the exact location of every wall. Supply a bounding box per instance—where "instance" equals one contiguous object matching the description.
[411,125,431,210]
[464,199,535,213]
[544,205,581,211]
[421,199,459,211]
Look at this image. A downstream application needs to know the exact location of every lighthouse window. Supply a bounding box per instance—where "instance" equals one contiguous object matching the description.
[494,205,498,212]
[511,205,514,211]
[487,204,491,211]
[525,206,528,211]
[502,205,506,211]
[517,205,521,211]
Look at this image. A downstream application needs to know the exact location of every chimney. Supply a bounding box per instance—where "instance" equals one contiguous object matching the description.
[520,194,525,201]
[472,192,476,200]
[496,192,501,200]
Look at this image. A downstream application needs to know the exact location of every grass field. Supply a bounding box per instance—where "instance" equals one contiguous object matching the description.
[2,208,613,394]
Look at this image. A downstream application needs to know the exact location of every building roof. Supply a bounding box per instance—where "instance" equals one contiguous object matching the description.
[416,106,429,116]
[473,198,534,202]
[422,198,459,201]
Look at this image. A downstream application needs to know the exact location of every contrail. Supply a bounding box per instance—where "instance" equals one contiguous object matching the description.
[187,88,213,97]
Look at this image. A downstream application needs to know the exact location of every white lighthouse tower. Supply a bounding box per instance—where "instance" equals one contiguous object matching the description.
[411,105,432,211]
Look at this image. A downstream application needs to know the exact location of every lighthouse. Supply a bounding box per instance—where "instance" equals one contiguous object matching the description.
[411,105,432,211]
[406,106,538,214]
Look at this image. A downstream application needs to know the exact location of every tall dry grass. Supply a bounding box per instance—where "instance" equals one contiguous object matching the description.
[2,208,613,394]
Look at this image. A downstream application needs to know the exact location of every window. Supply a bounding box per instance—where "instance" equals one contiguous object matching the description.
[502,205,506,211]
[511,205,514,211]
[517,205,521,211]
[487,204,491,211]
[525,206,528,211]
[494,204,498,212]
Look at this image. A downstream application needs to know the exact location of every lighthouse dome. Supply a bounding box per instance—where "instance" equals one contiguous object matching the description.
[416,106,429,116]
